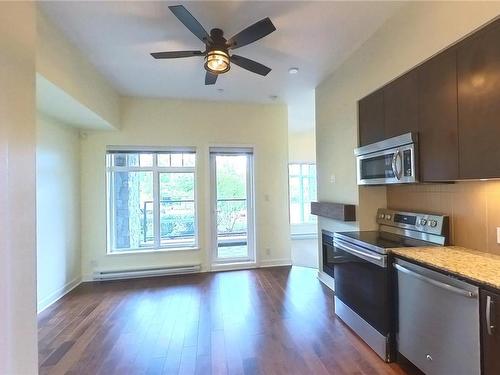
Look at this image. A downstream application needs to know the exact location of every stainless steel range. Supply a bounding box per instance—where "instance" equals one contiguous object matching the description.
[325,208,449,362]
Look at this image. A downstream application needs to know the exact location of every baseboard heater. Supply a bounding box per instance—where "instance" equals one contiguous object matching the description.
[93,264,201,281]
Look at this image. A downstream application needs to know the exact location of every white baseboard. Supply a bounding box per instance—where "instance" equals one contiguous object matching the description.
[37,276,82,313]
[210,261,257,272]
[317,270,335,291]
[259,258,292,268]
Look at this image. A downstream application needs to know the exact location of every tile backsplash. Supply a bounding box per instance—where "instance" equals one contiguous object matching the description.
[387,181,500,256]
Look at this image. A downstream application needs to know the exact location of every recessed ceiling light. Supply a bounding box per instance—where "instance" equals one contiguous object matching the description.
[288,67,299,74]
[269,95,278,100]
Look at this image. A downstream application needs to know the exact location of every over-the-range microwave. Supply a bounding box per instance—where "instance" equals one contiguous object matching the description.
[354,133,418,185]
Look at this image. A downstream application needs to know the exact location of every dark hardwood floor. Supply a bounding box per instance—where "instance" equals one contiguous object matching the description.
[38,266,409,375]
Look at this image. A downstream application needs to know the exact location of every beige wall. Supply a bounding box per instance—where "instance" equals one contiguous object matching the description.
[37,8,121,129]
[316,1,500,239]
[388,182,500,256]
[288,129,316,163]
[80,98,290,279]
[37,113,81,312]
[0,2,38,373]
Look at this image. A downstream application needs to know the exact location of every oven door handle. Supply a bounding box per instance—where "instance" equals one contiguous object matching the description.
[334,239,387,268]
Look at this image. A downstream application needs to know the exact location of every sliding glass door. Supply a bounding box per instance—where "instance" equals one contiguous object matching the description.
[210,149,255,264]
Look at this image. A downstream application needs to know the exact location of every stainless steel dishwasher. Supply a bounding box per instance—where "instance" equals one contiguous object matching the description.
[394,259,480,375]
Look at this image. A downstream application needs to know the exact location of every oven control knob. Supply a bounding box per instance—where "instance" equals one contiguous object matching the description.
[420,219,427,226]
[385,214,392,220]
[429,220,438,227]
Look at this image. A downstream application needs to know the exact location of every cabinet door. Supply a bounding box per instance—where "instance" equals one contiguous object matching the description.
[358,89,384,146]
[418,49,459,181]
[458,20,500,179]
[384,70,418,139]
[481,289,500,375]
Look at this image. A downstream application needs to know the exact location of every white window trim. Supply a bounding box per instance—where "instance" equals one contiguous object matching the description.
[209,148,256,265]
[106,150,199,254]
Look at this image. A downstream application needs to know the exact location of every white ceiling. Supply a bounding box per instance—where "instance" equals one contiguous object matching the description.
[40,1,403,104]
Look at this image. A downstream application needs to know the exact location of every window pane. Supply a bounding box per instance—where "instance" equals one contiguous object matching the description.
[309,164,317,179]
[289,176,302,224]
[158,153,171,167]
[216,155,247,199]
[183,153,195,167]
[217,200,247,235]
[171,153,183,167]
[160,173,194,201]
[288,163,317,225]
[289,176,301,204]
[160,201,195,247]
[289,164,300,175]
[304,202,314,223]
[110,171,154,250]
[108,153,154,167]
[301,164,310,175]
[139,153,153,167]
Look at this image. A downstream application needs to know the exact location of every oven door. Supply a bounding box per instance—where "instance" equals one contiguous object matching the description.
[322,232,335,278]
[332,237,390,335]
[357,143,417,185]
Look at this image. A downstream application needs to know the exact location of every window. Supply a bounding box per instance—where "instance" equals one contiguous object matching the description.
[106,149,197,253]
[289,163,317,235]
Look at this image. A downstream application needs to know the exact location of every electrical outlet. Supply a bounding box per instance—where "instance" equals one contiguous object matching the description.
[497,227,500,244]
[265,248,271,256]
[330,174,336,184]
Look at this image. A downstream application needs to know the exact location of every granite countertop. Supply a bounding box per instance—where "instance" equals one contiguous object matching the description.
[390,246,500,290]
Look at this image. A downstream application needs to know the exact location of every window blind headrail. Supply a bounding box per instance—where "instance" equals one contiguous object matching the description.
[106,146,196,154]
[209,147,253,155]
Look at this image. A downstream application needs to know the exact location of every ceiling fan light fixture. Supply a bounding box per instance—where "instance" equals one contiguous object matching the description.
[205,50,230,74]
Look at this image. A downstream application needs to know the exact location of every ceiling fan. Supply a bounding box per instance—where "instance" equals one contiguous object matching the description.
[151,5,276,85]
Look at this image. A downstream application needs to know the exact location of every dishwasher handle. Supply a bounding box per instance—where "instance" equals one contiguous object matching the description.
[486,295,496,336]
[394,263,477,299]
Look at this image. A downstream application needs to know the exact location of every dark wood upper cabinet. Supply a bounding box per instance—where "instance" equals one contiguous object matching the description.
[384,70,419,139]
[481,289,500,375]
[418,49,459,181]
[357,18,500,181]
[457,20,500,179]
[358,89,384,146]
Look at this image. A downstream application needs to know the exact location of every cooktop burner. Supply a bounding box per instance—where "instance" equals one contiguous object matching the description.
[335,230,435,254]
[332,208,449,254]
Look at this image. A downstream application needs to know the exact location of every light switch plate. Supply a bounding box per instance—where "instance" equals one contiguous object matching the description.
[497,227,500,244]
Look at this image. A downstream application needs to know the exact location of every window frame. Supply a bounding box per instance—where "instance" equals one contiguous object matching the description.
[106,148,198,254]
[288,162,317,229]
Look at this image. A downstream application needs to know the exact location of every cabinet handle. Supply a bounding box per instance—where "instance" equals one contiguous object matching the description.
[486,295,495,336]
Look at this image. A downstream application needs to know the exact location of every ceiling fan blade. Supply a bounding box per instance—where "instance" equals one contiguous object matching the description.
[227,18,276,50]
[168,5,210,44]
[205,71,218,85]
[230,55,271,76]
[151,50,204,59]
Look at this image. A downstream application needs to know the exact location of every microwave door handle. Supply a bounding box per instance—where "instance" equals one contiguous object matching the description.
[391,149,402,180]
